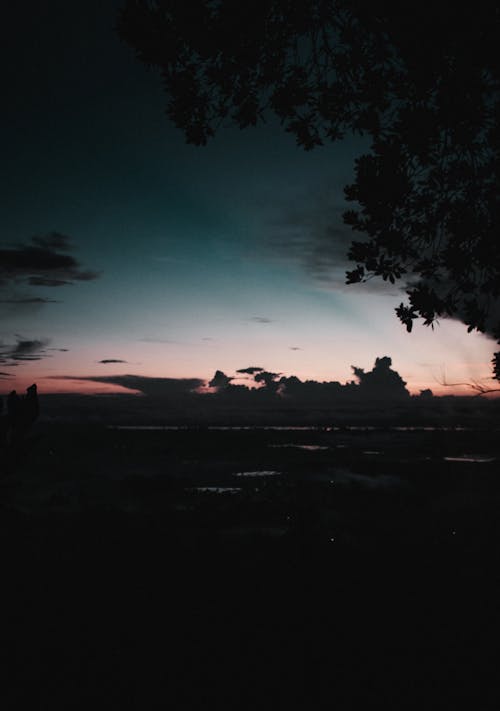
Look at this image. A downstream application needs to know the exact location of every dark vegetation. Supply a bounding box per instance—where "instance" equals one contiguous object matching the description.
[118,0,500,377]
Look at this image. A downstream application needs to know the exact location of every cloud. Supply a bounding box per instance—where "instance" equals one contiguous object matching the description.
[271,188,500,342]
[220,357,410,403]
[289,346,302,351]
[0,296,60,304]
[350,356,410,401]
[32,233,72,250]
[0,371,14,378]
[139,337,178,344]
[208,370,233,388]
[0,232,99,288]
[28,277,71,287]
[0,337,51,365]
[44,357,435,414]
[267,188,403,295]
[98,359,128,364]
[254,371,281,391]
[47,374,204,397]
[8,338,49,360]
[248,316,273,324]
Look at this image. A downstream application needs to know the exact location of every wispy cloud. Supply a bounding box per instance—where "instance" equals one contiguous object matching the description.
[0,337,51,366]
[0,233,100,289]
[97,359,128,364]
[248,316,273,324]
[0,296,61,304]
[266,187,404,296]
[139,337,178,344]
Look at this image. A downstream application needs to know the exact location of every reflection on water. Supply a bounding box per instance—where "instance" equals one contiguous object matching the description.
[394,426,472,431]
[109,425,189,430]
[208,426,318,431]
[189,487,242,494]
[443,455,495,463]
[234,470,281,477]
[108,424,498,432]
[269,444,329,451]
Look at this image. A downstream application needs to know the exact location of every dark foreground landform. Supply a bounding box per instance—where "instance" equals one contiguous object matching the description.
[2,422,500,708]
[38,386,500,427]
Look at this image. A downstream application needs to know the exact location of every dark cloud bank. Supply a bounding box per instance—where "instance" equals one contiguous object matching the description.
[0,338,68,371]
[0,233,95,370]
[0,337,51,368]
[41,357,499,425]
[0,233,99,288]
[206,357,410,404]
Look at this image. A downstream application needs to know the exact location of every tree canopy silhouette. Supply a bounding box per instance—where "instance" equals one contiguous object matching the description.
[117,0,500,378]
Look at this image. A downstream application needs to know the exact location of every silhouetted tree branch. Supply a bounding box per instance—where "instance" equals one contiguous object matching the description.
[435,367,500,397]
[117,1,500,378]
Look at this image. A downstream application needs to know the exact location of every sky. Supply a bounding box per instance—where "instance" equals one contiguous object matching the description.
[0,0,497,398]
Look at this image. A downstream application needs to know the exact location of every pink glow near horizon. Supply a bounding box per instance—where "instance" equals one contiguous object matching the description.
[2,312,497,399]
[4,363,497,399]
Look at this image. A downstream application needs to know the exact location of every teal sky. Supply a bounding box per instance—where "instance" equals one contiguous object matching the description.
[1,0,496,396]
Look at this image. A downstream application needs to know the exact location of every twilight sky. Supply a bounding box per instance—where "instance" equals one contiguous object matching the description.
[1,0,496,397]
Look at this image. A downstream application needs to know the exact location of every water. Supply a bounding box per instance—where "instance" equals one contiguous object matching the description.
[233,470,281,477]
[108,424,499,432]
[443,455,495,463]
[189,487,242,494]
[269,444,329,451]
